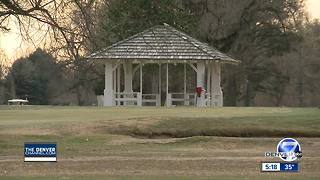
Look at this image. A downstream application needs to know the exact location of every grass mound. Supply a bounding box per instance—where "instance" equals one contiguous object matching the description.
[111,115,320,138]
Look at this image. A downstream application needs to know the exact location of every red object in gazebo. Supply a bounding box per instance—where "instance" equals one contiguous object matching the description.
[195,87,203,97]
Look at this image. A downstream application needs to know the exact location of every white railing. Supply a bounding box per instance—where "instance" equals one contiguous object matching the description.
[167,93,213,107]
[167,93,196,106]
[142,94,160,106]
[114,92,161,106]
[99,91,221,107]
[114,92,142,106]
[204,93,211,106]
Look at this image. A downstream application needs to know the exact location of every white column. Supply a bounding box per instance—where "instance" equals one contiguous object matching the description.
[117,64,121,92]
[211,62,223,107]
[166,63,169,107]
[113,65,117,105]
[117,64,121,106]
[137,92,142,106]
[197,62,205,88]
[206,62,211,106]
[124,62,133,92]
[167,93,172,106]
[184,64,189,105]
[196,61,206,107]
[158,63,162,106]
[124,62,133,105]
[140,63,143,94]
[140,62,143,106]
[104,61,114,106]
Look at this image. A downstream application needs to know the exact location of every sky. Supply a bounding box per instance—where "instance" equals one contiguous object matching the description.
[1,0,320,63]
[307,0,320,20]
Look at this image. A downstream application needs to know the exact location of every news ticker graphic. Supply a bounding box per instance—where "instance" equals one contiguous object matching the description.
[262,138,302,173]
[261,162,299,172]
[24,143,57,162]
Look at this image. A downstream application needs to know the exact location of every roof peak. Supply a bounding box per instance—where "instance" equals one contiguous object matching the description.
[87,23,240,64]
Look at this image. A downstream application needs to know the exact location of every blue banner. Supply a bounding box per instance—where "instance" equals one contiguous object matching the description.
[280,163,299,172]
[24,143,57,157]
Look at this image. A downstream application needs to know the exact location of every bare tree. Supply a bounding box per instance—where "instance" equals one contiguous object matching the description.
[1,0,105,105]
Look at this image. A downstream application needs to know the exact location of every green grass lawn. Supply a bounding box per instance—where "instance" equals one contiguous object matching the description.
[0,106,320,179]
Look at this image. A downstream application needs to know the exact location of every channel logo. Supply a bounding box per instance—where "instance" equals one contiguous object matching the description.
[265,138,302,162]
[24,143,57,162]
[277,138,301,162]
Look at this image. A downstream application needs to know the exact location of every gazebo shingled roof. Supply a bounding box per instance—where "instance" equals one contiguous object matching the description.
[88,23,240,64]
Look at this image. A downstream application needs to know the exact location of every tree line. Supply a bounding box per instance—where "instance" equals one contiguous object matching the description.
[0,0,319,106]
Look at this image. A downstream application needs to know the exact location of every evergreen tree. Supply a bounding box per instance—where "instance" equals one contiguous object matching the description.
[7,48,57,104]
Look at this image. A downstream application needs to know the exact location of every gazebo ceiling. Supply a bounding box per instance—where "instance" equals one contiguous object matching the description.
[87,23,240,64]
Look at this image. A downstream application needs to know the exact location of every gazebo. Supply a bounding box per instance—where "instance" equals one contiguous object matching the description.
[87,23,240,107]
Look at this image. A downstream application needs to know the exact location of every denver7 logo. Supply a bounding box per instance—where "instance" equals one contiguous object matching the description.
[277,138,301,162]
